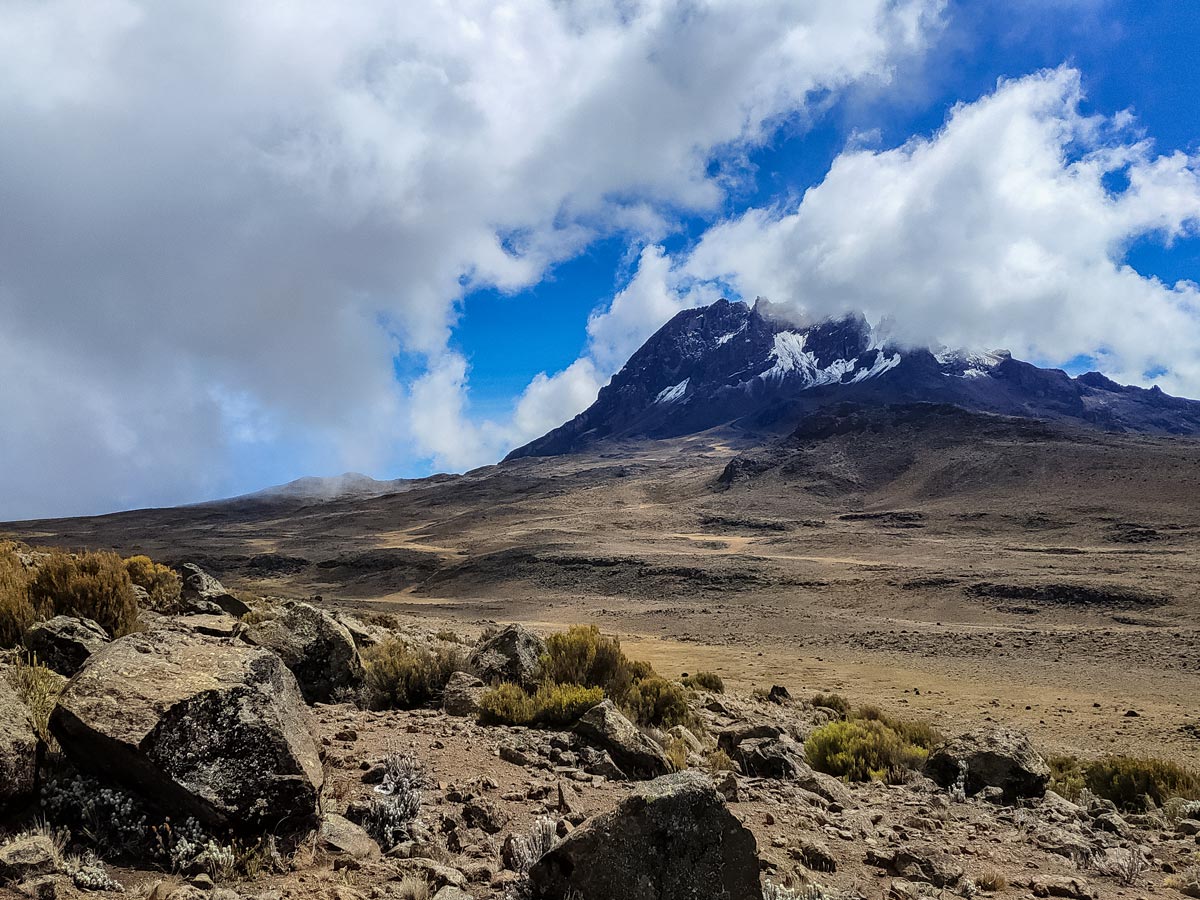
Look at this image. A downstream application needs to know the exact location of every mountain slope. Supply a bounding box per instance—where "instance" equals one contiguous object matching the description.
[507,299,1200,458]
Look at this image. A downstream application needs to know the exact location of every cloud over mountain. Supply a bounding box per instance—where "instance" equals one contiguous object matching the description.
[0,0,942,516]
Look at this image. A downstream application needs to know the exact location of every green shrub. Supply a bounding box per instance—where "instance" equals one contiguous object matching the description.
[852,705,942,749]
[0,544,35,648]
[478,683,536,726]
[363,638,464,710]
[6,652,63,744]
[682,671,725,693]
[124,555,181,613]
[805,719,928,782]
[811,692,851,717]
[1085,756,1200,809]
[28,550,139,638]
[1048,755,1087,802]
[540,625,639,700]
[625,675,693,729]
[706,749,736,773]
[529,683,604,727]
[664,737,689,772]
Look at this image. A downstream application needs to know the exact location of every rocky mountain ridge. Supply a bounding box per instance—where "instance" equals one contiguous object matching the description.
[508,299,1200,459]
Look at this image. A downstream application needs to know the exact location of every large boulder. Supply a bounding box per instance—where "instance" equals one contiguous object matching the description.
[23,615,110,676]
[0,835,58,883]
[467,624,545,688]
[50,628,323,832]
[242,600,364,704]
[529,770,762,900]
[924,726,1049,801]
[575,700,671,780]
[737,735,808,780]
[178,563,251,617]
[0,677,38,813]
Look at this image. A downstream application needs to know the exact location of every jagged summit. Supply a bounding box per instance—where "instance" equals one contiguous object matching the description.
[507,298,1200,459]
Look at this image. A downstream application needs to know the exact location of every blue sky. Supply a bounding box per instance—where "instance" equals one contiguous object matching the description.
[2,0,1199,517]
[450,0,1200,435]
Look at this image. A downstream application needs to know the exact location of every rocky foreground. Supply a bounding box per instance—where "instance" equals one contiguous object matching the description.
[2,568,1199,900]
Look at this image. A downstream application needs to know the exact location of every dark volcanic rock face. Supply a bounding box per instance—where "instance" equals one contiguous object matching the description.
[507,299,1200,458]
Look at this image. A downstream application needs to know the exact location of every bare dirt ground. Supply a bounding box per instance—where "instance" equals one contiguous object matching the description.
[6,415,1200,765]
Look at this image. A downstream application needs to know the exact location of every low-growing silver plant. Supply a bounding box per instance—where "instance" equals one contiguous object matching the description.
[363,750,424,848]
[508,816,558,875]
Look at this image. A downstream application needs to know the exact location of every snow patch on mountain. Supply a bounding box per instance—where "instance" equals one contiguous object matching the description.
[716,322,748,346]
[655,378,690,404]
[763,331,900,388]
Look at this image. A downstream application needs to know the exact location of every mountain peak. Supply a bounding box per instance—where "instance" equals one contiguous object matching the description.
[507,299,1200,459]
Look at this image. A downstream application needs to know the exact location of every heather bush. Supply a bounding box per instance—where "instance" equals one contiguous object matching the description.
[477,683,536,725]
[681,671,725,693]
[851,705,942,749]
[528,682,604,727]
[1086,756,1200,809]
[28,550,139,638]
[624,674,693,729]
[363,638,465,710]
[124,555,181,613]
[810,693,851,717]
[0,543,35,648]
[6,652,64,744]
[805,719,929,782]
[539,624,641,700]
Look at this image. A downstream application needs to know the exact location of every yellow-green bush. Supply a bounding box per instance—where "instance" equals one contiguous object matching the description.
[476,682,603,728]
[852,705,942,749]
[706,749,736,773]
[0,544,35,648]
[682,671,725,693]
[7,652,64,744]
[625,675,694,729]
[811,692,851,717]
[540,625,640,700]
[664,737,689,772]
[1048,755,1087,801]
[1084,756,1200,809]
[805,719,929,782]
[124,555,181,613]
[477,683,537,726]
[529,683,604,727]
[363,638,465,710]
[27,550,139,638]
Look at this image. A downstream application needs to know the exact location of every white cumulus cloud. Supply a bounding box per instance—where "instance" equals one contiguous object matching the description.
[0,0,943,516]
[525,65,1200,439]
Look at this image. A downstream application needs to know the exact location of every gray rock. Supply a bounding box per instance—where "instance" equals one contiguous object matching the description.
[0,836,58,884]
[924,726,1049,801]
[431,888,472,900]
[442,671,487,718]
[0,677,39,812]
[178,564,250,617]
[468,624,545,688]
[176,614,240,638]
[529,770,762,900]
[51,628,323,832]
[333,614,392,651]
[575,700,671,780]
[23,616,109,676]
[868,845,963,888]
[318,813,380,861]
[736,735,807,780]
[242,600,364,704]
[1030,876,1095,899]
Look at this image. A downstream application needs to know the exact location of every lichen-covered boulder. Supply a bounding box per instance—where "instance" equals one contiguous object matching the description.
[50,629,323,832]
[924,726,1049,801]
[23,615,110,676]
[0,835,58,883]
[178,563,250,617]
[468,624,545,688]
[575,700,671,780]
[242,600,364,704]
[736,735,808,780]
[0,677,38,813]
[529,770,762,900]
[442,671,487,717]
